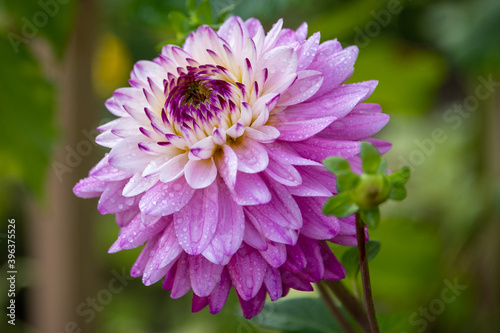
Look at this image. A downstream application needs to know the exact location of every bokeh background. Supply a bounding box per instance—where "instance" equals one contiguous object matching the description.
[1,0,499,332]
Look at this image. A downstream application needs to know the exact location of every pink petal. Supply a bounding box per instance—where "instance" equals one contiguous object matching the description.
[310,46,359,96]
[73,176,106,198]
[202,179,245,265]
[320,109,389,141]
[191,295,209,313]
[208,268,232,314]
[139,177,195,216]
[170,253,191,299]
[291,138,361,162]
[264,156,302,186]
[278,70,323,106]
[189,255,224,297]
[319,241,346,280]
[130,235,158,278]
[238,286,267,319]
[259,241,287,268]
[109,213,168,252]
[174,182,218,255]
[263,267,283,301]
[273,116,336,142]
[296,32,320,70]
[227,245,267,301]
[232,172,272,206]
[295,197,340,239]
[284,83,372,119]
[97,180,134,214]
[243,220,268,251]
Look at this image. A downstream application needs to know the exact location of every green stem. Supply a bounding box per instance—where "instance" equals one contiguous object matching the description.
[356,213,380,333]
[325,281,371,333]
[317,282,357,333]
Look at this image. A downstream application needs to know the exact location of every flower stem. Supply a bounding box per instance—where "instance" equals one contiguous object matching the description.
[356,213,380,333]
[317,282,357,333]
[325,281,371,332]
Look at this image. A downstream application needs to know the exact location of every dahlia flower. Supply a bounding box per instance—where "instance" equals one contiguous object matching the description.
[74,16,390,318]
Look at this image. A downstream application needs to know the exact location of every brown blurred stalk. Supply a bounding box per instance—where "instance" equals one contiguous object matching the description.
[29,0,98,332]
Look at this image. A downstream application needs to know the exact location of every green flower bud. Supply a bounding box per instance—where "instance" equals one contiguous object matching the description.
[351,173,391,209]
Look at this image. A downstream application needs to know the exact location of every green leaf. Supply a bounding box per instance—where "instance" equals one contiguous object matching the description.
[360,141,381,174]
[322,192,359,217]
[196,0,213,25]
[336,172,360,192]
[323,156,351,175]
[186,0,197,13]
[377,159,388,175]
[360,206,381,229]
[0,38,56,197]
[251,297,341,333]
[341,240,381,277]
[390,184,407,201]
[167,11,189,33]
[388,166,411,186]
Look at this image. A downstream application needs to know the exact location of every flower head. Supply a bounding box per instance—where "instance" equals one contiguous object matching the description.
[74,16,390,318]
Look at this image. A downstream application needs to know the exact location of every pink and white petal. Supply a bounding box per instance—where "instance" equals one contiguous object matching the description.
[139,177,195,216]
[295,22,308,42]
[232,172,271,206]
[105,97,128,117]
[174,182,218,255]
[277,70,323,106]
[113,87,149,124]
[188,136,215,160]
[296,32,320,70]
[91,159,131,182]
[95,131,122,148]
[122,173,158,197]
[115,206,140,227]
[244,126,280,143]
[214,145,238,190]
[208,269,232,314]
[108,137,155,173]
[158,153,189,183]
[262,18,283,53]
[227,245,267,301]
[189,255,224,297]
[184,158,217,189]
[231,138,269,173]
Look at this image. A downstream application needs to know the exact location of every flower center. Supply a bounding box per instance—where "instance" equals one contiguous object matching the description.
[165,65,239,135]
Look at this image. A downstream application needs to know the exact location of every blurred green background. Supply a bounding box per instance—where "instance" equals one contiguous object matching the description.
[0,0,499,332]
